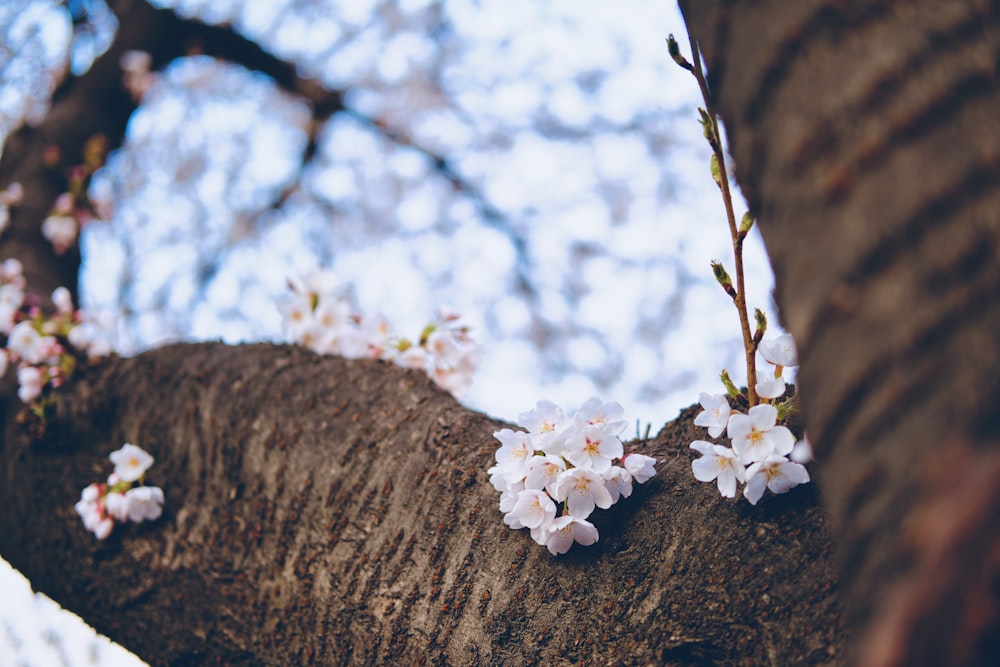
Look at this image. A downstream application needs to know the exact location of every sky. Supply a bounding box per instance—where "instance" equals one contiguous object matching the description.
[0,1,783,663]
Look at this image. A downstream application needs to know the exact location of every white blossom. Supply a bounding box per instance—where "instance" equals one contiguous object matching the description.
[105,492,129,522]
[109,443,155,483]
[693,392,731,438]
[728,404,794,464]
[755,370,786,400]
[41,213,78,255]
[492,429,534,484]
[573,396,627,434]
[524,454,566,495]
[623,453,657,483]
[545,516,599,555]
[759,333,798,368]
[8,321,41,363]
[17,365,44,402]
[550,468,613,519]
[791,436,813,464]
[505,489,556,530]
[489,397,653,554]
[563,425,622,473]
[690,440,745,498]
[602,465,633,503]
[125,486,164,522]
[743,455,811,505]
[517,400,567,454]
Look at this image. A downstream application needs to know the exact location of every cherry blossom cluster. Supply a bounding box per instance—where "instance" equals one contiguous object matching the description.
[74,443,164,540]
[277,269,481,395]
[488,397,657,555]
[0,259,116,406]
[690,333,811,505]
[41,134,110,254]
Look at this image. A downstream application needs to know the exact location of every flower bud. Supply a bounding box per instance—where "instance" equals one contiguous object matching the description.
[711,261,737,299]
[753,308,767,344]
[698,108,716,146]
[720,369,744,400]
[666,34,693,71]
[710,154,723,188]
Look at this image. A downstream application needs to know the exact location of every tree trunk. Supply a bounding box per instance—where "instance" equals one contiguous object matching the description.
[0,343,843,665]
[680,2,1000,665]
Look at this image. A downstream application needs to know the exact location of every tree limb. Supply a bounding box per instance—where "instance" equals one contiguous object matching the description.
[0,342,844,665]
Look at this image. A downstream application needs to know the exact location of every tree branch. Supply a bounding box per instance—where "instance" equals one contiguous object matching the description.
[0,342,844,665]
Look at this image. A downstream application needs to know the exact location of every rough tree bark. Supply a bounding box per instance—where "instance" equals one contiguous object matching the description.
[680,2,1000,666]
[1,343,842,665]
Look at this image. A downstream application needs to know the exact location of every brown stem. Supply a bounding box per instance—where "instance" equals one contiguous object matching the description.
[688,37,758,405]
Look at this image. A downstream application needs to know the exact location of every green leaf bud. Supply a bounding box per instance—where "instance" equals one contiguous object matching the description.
[711,260,737,299]
[720,369,743,400]
[666,35,693,71]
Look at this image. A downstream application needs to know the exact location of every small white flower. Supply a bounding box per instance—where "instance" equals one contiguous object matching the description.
[755,371,786,400]
[524,454,566,496]
[430,344,480,395]
[791,436,813,464]
[105,492,129,522]
[0,283,23,309]
[17,365,44,402]
[1,258,23,280]
[93,516,114,540]
[573,396,627,434]
[563,426,623,473]
[276,291,314,337]
[0,182,23,205]
[492,429,535,484]
[693,393,731,438]
[313,295,350,333]
[743,455,811,505]
[690,440,745,498]
[75,484,114,539]
[109,443,154,483]
[394,344,428,370]
[8,321,41,363]
[51,286,73,314]
[518,400,567,454]
[728,404,794,464]
[759,333,798,368]
[545,516,599,555]
[125,486,164,522]
[41,213,78,254]
[602,465,633,503]
[623,453,657,483]
[550,468,613,519]
[505,489,556,530]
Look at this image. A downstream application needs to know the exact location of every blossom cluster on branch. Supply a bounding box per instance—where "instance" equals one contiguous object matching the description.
[488,397,657,555]
[0,258,116,408]
[690,334,811,504]
[40,134,111,254]
[75,444,164,540]
[277,269,480,395]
